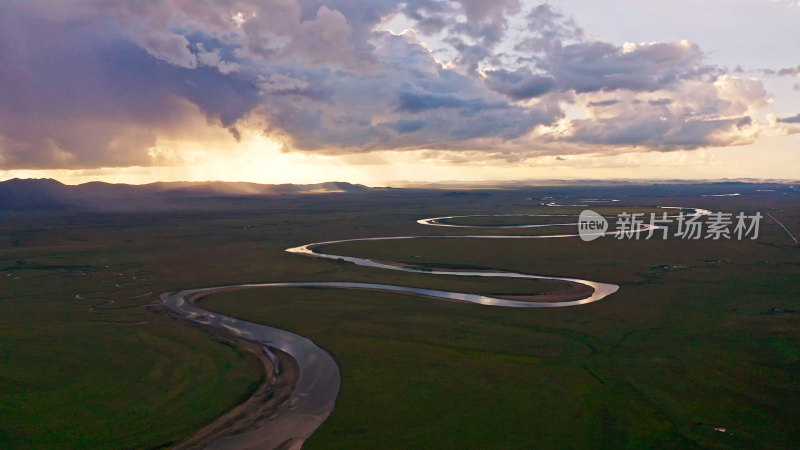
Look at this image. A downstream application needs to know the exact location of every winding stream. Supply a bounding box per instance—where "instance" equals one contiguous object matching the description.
[160,208,707,448]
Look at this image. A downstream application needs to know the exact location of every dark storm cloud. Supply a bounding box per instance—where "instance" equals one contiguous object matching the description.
[483,68,556,100]
[587,100,620,107]
[390,119,428,133]
[0,0,557,168]
[0,1,261,168]
[395,93,506,113]
[0,1,773,169]
[778,113,800,124]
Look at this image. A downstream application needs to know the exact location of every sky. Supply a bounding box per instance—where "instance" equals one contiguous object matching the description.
[0,0,799,185]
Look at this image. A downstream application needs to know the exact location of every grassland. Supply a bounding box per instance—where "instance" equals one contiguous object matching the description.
[0,247,264,448]
[432,206,669,227]
[1,187,798,448]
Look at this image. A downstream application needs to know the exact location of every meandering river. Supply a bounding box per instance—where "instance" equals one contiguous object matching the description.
[160,209,707,448]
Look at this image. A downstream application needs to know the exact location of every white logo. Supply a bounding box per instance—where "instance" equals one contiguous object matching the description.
[578,210,608,242]
[574,209,761,242]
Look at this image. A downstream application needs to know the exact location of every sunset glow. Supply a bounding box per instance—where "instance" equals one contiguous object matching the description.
[1,0,799,184]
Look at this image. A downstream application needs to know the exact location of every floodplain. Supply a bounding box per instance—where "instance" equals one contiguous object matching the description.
[1,184,798,448]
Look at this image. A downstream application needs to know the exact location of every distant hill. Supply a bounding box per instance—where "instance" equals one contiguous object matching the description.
[0,178,69,210]
[0,178,370,211]
[156,181,368,196]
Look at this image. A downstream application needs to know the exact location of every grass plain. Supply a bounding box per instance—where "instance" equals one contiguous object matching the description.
[1,186,798,448]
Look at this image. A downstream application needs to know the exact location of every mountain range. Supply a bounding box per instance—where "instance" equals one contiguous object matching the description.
[0,178,370,211]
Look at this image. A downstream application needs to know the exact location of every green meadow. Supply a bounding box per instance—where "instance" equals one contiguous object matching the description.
[1,188,798,448]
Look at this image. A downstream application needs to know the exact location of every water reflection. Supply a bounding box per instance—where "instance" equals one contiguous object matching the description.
[161,208,706,448]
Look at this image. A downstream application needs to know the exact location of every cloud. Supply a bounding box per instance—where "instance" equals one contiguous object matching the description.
[777,65,800,77]
[538,40,711,94]
[775,113,800,135]
[483,68,556,100]
[450,0,521,46]
[563,76,768,150]
[0,1,776,169]
[778,113,800,123]
[292,6,360,69]
[588,100,620,107]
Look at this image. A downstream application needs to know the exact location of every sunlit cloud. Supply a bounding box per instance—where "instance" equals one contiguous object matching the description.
[0,0,796,183]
